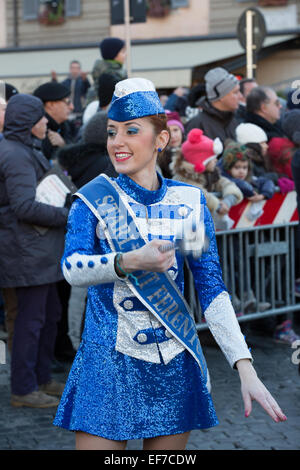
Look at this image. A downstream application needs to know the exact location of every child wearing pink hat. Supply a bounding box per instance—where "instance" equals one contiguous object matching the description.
[170,128,243,228]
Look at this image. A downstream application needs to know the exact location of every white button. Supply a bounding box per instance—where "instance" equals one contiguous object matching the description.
[124,300,133,310]
[165,329,173,339]
[168,268,176,279]
[178,206,188,217]
[137,333,147,343]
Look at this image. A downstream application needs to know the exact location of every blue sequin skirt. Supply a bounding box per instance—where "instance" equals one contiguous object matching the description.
[53,340,218,440]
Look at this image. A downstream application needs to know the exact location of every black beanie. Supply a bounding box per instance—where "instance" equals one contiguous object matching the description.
[33,82,70,103]
[98,73,119,108]
[5,83,19,101]
[100,37,125,60]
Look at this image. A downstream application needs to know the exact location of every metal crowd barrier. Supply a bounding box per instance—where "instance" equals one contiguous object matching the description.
[185,221,300,330]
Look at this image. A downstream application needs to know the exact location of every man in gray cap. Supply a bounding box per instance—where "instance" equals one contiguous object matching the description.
[185,67,242,143]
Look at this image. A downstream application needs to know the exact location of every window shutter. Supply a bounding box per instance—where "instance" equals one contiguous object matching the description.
[65,0,81,17]
[170,0,189,8]
[23,0,39,20]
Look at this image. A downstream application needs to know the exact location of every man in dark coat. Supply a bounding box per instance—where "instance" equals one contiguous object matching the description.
[59,60,90,114]
[185,67,242,143]
[0,94,69,408]
[33,81,76,160]
[244,86,285,141]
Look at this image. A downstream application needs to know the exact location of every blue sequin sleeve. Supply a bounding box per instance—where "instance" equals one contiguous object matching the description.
[62,198,102,261]
[61,198,121,286]
[187,195,227,314]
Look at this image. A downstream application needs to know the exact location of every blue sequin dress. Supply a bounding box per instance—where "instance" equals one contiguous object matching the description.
[53,173,252,440]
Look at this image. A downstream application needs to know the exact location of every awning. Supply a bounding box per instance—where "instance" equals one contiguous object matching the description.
[130,34,298,87]
[0,32,299,89]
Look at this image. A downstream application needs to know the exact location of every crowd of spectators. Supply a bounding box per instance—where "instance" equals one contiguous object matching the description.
[0,38,299,408]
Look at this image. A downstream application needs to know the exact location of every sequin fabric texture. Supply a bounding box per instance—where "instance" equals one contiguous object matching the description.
[53,174,252,441]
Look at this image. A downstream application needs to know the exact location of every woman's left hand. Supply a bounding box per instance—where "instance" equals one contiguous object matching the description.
[236,359,287,423]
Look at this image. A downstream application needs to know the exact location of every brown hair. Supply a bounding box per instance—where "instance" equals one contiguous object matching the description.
[146,114,171,153]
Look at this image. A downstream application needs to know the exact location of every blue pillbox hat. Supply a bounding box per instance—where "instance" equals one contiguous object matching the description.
[107,78,165,122]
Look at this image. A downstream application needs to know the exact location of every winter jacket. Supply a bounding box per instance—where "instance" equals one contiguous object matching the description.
[0,94,68,288]
[185,97,239,144]
[244,112,285,141]
[41,112,77,161]
[56,110,118,188]
[267,137,295,180]
[170,150,243,214]
[157,147,178,179]
[86,59,127,105]
[61,76,91,114]
[220,167,275,200]
[244,143,279,184]
[57,142,117,189]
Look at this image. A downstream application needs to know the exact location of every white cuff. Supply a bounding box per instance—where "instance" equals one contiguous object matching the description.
[204,291,253,368]
[62,252,124,287]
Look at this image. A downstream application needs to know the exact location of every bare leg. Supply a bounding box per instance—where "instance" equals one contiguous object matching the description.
[76,431,127,450]
[143,432,190,451]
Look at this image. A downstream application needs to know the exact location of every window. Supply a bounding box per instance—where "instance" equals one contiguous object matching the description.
[65,0,81,17]
[23,0,39,20]
[170,0,189,7]
[23,0,81,21]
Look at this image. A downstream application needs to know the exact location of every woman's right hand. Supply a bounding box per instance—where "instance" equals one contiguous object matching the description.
[121,239,176,273]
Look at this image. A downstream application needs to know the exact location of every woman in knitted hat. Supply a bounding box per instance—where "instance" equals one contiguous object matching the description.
[157,110,185,178]
[53,78,286,450]
[171,128,243,229]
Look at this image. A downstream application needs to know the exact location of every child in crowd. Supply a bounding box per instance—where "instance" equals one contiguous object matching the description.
[220,140,275,314]
[236,122,294,194]
[221,140,276,204]
[235,123,279,184]
[170,128,243,230]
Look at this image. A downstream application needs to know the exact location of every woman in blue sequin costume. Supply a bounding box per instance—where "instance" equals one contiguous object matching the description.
[53,78,286,450]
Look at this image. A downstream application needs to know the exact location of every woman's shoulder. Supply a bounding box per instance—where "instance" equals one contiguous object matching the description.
[165,178,207,203]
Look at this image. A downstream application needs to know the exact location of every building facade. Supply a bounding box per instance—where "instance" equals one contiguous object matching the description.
[0,0,300,93]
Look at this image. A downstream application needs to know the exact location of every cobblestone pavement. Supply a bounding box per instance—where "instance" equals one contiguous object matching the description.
[0,311,299,450]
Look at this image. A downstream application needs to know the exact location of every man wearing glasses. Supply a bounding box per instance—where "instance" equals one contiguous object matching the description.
[33,82,76,161]
[245,86,285,141]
